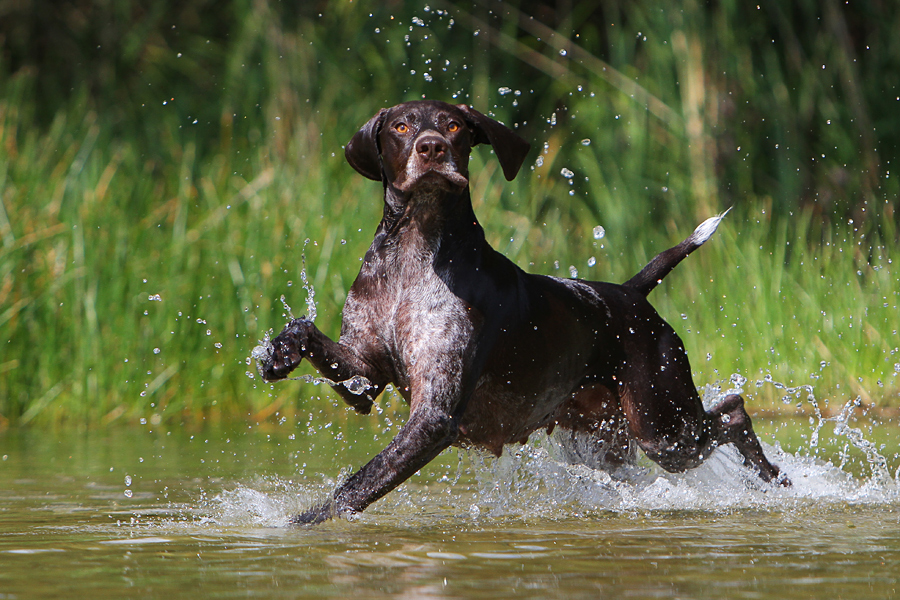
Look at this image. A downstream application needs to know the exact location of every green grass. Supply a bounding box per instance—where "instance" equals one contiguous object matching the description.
[1,2,899,426]
[1,92,897,427]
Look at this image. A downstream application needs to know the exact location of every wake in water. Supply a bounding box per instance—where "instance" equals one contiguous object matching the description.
[202,375,899,527]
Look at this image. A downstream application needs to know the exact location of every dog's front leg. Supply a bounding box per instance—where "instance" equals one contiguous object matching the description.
[292,406,459,524]
[260,318,386,413]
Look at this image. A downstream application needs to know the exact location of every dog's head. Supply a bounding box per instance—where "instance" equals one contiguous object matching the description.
[345,100,530,193]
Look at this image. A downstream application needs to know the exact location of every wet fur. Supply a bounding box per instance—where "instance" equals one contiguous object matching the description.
[259,100,788,524]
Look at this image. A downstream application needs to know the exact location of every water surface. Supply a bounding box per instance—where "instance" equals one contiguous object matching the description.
[1,413,898,599]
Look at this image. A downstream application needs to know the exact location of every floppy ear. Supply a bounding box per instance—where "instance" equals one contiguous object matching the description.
[345,108,388,181]
[456,104,531,181]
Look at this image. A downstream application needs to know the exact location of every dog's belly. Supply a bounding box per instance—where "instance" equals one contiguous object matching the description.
[455,374,576,455]
[452,284,621,455]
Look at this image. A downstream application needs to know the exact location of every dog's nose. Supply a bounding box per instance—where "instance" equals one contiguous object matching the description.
[416,135,447,162]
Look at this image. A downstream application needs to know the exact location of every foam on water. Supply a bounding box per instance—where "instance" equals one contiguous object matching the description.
[208,476,328,528]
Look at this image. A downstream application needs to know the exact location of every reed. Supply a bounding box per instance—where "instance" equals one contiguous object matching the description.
[1,1,897,425]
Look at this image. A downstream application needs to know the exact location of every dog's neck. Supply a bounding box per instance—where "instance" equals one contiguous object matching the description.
[382,183,480,234]
[377,183,485,262]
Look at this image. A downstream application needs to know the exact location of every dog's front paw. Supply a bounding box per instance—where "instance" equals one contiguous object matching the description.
[259,319,309,381]
[290,501,341,525]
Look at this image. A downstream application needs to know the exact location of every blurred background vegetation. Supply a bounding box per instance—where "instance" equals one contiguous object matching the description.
[1,0,898,427]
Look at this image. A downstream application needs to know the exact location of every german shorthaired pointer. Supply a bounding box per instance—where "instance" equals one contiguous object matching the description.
[258,100,788,523]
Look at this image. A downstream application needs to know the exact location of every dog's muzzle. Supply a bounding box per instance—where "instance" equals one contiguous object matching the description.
[395,132,468,192]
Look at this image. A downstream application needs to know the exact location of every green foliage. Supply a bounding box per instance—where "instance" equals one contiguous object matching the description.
[1,1,898,425]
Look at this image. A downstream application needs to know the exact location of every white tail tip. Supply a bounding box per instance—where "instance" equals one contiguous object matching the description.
[689,207,732,246]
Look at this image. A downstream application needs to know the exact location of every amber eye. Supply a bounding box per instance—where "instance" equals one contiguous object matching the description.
[448,122,460,133]
[395,123,409,133]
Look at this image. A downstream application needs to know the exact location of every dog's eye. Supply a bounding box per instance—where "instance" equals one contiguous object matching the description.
[395,123,409,133]
[447,122,460,133]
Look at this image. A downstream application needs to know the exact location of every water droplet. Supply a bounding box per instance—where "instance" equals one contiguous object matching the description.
[568,266,578,278]
[498,87,512,95]
[593,225,606,239]
[559,48,567,56]
[342,375,373,395]
[125,475,132,486]
[560,168,575,179]
[581,138,591,146]
[153,348,160,354]
[534,156,544,167]
[587,256,596,267]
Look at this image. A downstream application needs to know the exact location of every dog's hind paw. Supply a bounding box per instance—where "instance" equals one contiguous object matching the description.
[773,469,792,487]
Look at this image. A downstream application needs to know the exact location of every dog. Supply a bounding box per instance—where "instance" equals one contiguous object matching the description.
[258,100,788,524]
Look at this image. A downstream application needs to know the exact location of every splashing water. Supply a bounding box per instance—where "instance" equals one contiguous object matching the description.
[290,373,373,396]
[248,238,337,383]
[459,375,898,520]
[280,295,294,320]
[299,238,317,323]
[207,374,897,527]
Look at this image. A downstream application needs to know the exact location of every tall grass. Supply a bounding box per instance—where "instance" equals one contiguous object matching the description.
[1,1,898,426]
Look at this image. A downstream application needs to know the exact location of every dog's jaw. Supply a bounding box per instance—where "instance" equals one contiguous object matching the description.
[393,168,469,194]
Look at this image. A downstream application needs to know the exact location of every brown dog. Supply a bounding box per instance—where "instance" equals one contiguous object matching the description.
[258,100,788,524]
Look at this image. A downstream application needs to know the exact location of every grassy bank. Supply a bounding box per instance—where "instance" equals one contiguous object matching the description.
[1,2,899,426]
[1,94,897,427]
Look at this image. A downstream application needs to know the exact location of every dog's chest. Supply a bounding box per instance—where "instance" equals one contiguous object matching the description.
[343,240,475,386]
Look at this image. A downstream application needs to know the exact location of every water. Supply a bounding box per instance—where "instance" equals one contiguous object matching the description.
[1,411,898,598]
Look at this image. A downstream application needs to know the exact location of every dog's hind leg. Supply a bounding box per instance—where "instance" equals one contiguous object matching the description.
[707,394,790,485]
[617,320,789,486]
[550,384,635,470]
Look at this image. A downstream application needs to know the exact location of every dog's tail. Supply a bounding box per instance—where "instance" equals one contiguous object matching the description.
[624,208,730,297]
